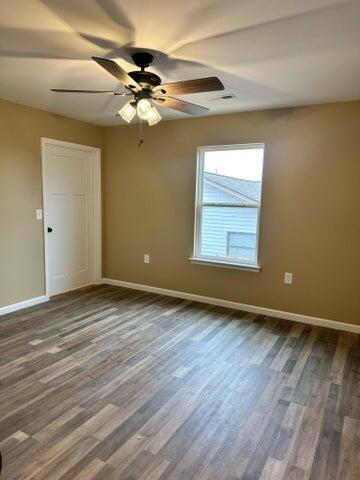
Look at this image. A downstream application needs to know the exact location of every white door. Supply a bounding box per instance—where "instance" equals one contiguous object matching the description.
[43,140,99,296]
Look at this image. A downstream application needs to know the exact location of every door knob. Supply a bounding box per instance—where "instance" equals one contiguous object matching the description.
[47,227,53,233]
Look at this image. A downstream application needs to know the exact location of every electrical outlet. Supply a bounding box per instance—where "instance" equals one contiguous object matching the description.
[36,208,43,220]
[144,254,150,264]
[284,272,293,284]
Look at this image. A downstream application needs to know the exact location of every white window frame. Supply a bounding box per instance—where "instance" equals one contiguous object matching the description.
[190,143,264,271]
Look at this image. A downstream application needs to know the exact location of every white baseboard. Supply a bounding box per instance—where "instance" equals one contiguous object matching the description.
[0,295,49,316]
[101,278,360,334]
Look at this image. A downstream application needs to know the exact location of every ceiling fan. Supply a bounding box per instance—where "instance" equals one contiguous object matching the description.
[51,51,225,125]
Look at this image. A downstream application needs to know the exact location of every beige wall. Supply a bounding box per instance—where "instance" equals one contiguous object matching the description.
[1,98,359,326]
[103,101,360,326]
[0,99,103,307]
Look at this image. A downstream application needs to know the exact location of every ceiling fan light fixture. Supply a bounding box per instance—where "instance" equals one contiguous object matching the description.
[118,101,136,123]
[146,106,161,126]
[137,98,152,119]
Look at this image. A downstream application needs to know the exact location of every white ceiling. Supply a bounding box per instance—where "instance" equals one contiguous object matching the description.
[0,0,359,126]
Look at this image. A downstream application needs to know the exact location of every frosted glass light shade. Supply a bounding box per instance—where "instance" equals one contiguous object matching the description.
[146,106,161,126]
[118,101,136,123]
[137,99,152,119]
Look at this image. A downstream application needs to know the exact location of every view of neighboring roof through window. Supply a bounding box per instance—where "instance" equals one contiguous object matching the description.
[192,144,264,270]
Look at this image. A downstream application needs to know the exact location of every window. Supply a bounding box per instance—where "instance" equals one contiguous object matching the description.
[192,143,264,269]
[227,232,256,261]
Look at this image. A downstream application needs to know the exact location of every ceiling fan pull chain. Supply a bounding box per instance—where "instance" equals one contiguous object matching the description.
[138,119,144,147]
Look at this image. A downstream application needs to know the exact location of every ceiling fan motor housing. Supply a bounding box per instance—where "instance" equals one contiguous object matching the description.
[128,70,161,90]
[128,51,161,93]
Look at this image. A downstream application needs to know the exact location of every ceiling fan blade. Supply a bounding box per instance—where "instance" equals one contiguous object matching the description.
[51,88,127,95]
[92,56,141,92]
[153,96,209,115]
[154,77,224,95]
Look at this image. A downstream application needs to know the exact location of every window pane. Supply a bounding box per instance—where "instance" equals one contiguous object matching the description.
[200,206,258,261]
[202,147,263,206]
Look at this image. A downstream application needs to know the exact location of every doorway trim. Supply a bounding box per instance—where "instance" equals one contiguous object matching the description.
[41,138,102,297]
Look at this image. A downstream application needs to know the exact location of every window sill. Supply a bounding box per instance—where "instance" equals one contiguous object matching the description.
[189,257,261,272]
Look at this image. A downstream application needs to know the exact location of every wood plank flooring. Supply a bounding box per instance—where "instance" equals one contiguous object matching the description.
[0,285,359,480]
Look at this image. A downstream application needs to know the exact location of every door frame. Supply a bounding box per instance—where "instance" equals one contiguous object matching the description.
[41,138,102,297]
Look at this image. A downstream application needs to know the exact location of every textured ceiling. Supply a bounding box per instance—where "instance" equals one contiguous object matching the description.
[0,0,359,126]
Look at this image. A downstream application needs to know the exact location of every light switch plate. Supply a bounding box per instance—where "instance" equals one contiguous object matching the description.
[144,254,150,264]
[36,209,43,220]
[284,272,293,284]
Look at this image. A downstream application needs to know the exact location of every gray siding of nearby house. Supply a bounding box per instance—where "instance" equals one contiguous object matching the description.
[200,181,258,261]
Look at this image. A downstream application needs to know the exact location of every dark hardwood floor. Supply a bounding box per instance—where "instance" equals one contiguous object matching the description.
[0,285,359,480]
